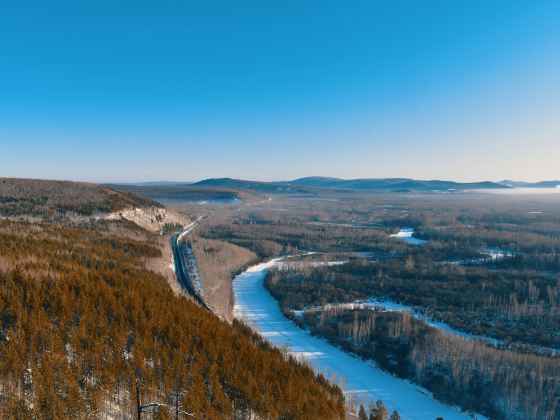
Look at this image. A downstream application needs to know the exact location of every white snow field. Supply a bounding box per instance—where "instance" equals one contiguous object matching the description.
[233,259,479,420]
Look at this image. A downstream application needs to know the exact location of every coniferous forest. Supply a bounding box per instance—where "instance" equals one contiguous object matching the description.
[0,180,345,419]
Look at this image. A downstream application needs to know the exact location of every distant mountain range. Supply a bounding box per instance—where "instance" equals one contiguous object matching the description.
[190,177,508,193]
[121,177,560,194]
[284,177,507,191]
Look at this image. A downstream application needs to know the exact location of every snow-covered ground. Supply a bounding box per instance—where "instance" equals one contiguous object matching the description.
[452,248,514,266]
[233,259,480,420]
[183,241,204,298]
[168,255,175,274]
[390,228,426,245]
[102,206,189,233]
[480,248,513,260]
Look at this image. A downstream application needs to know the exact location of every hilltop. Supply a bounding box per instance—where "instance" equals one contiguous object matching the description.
[0,178,161,217]
[0,178,195,233]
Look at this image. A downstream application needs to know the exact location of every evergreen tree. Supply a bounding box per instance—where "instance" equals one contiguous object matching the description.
[370,399,387,420]
[389,410,401,420]
[358,404,368,420]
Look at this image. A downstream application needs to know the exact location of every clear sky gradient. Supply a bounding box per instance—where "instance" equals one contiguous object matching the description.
[1,1,559,182]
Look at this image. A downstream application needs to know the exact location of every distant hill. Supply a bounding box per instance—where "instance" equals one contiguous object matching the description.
[499,180,560,188]
[529,181,560,188]
[285,176,346,188]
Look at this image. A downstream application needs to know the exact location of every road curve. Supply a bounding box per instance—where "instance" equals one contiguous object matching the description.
[233,258,476,420]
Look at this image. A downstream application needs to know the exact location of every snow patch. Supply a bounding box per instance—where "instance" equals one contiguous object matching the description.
[390,228,426,245]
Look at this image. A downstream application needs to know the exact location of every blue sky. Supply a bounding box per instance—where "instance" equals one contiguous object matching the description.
[1,1,559,182]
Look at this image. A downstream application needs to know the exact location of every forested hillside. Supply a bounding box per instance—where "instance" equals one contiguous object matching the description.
[0,178,161,218]
[0,183,345,419]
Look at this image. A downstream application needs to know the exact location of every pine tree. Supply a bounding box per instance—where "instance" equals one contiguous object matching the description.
[358,404,368,420]
[389,410,401,420]
[370,399,388,420]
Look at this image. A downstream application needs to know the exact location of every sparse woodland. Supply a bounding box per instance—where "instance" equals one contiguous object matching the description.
[271,303,560,419]
[266,259,560,351]
[190,236,257,320]
[199,196,560,350]
[265,255,560,418]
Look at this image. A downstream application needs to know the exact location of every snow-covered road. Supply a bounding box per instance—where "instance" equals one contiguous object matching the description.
[233,259,476,420]
[177,216,203,242]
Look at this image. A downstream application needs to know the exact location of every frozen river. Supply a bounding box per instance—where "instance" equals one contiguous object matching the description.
[233,258,479,420]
